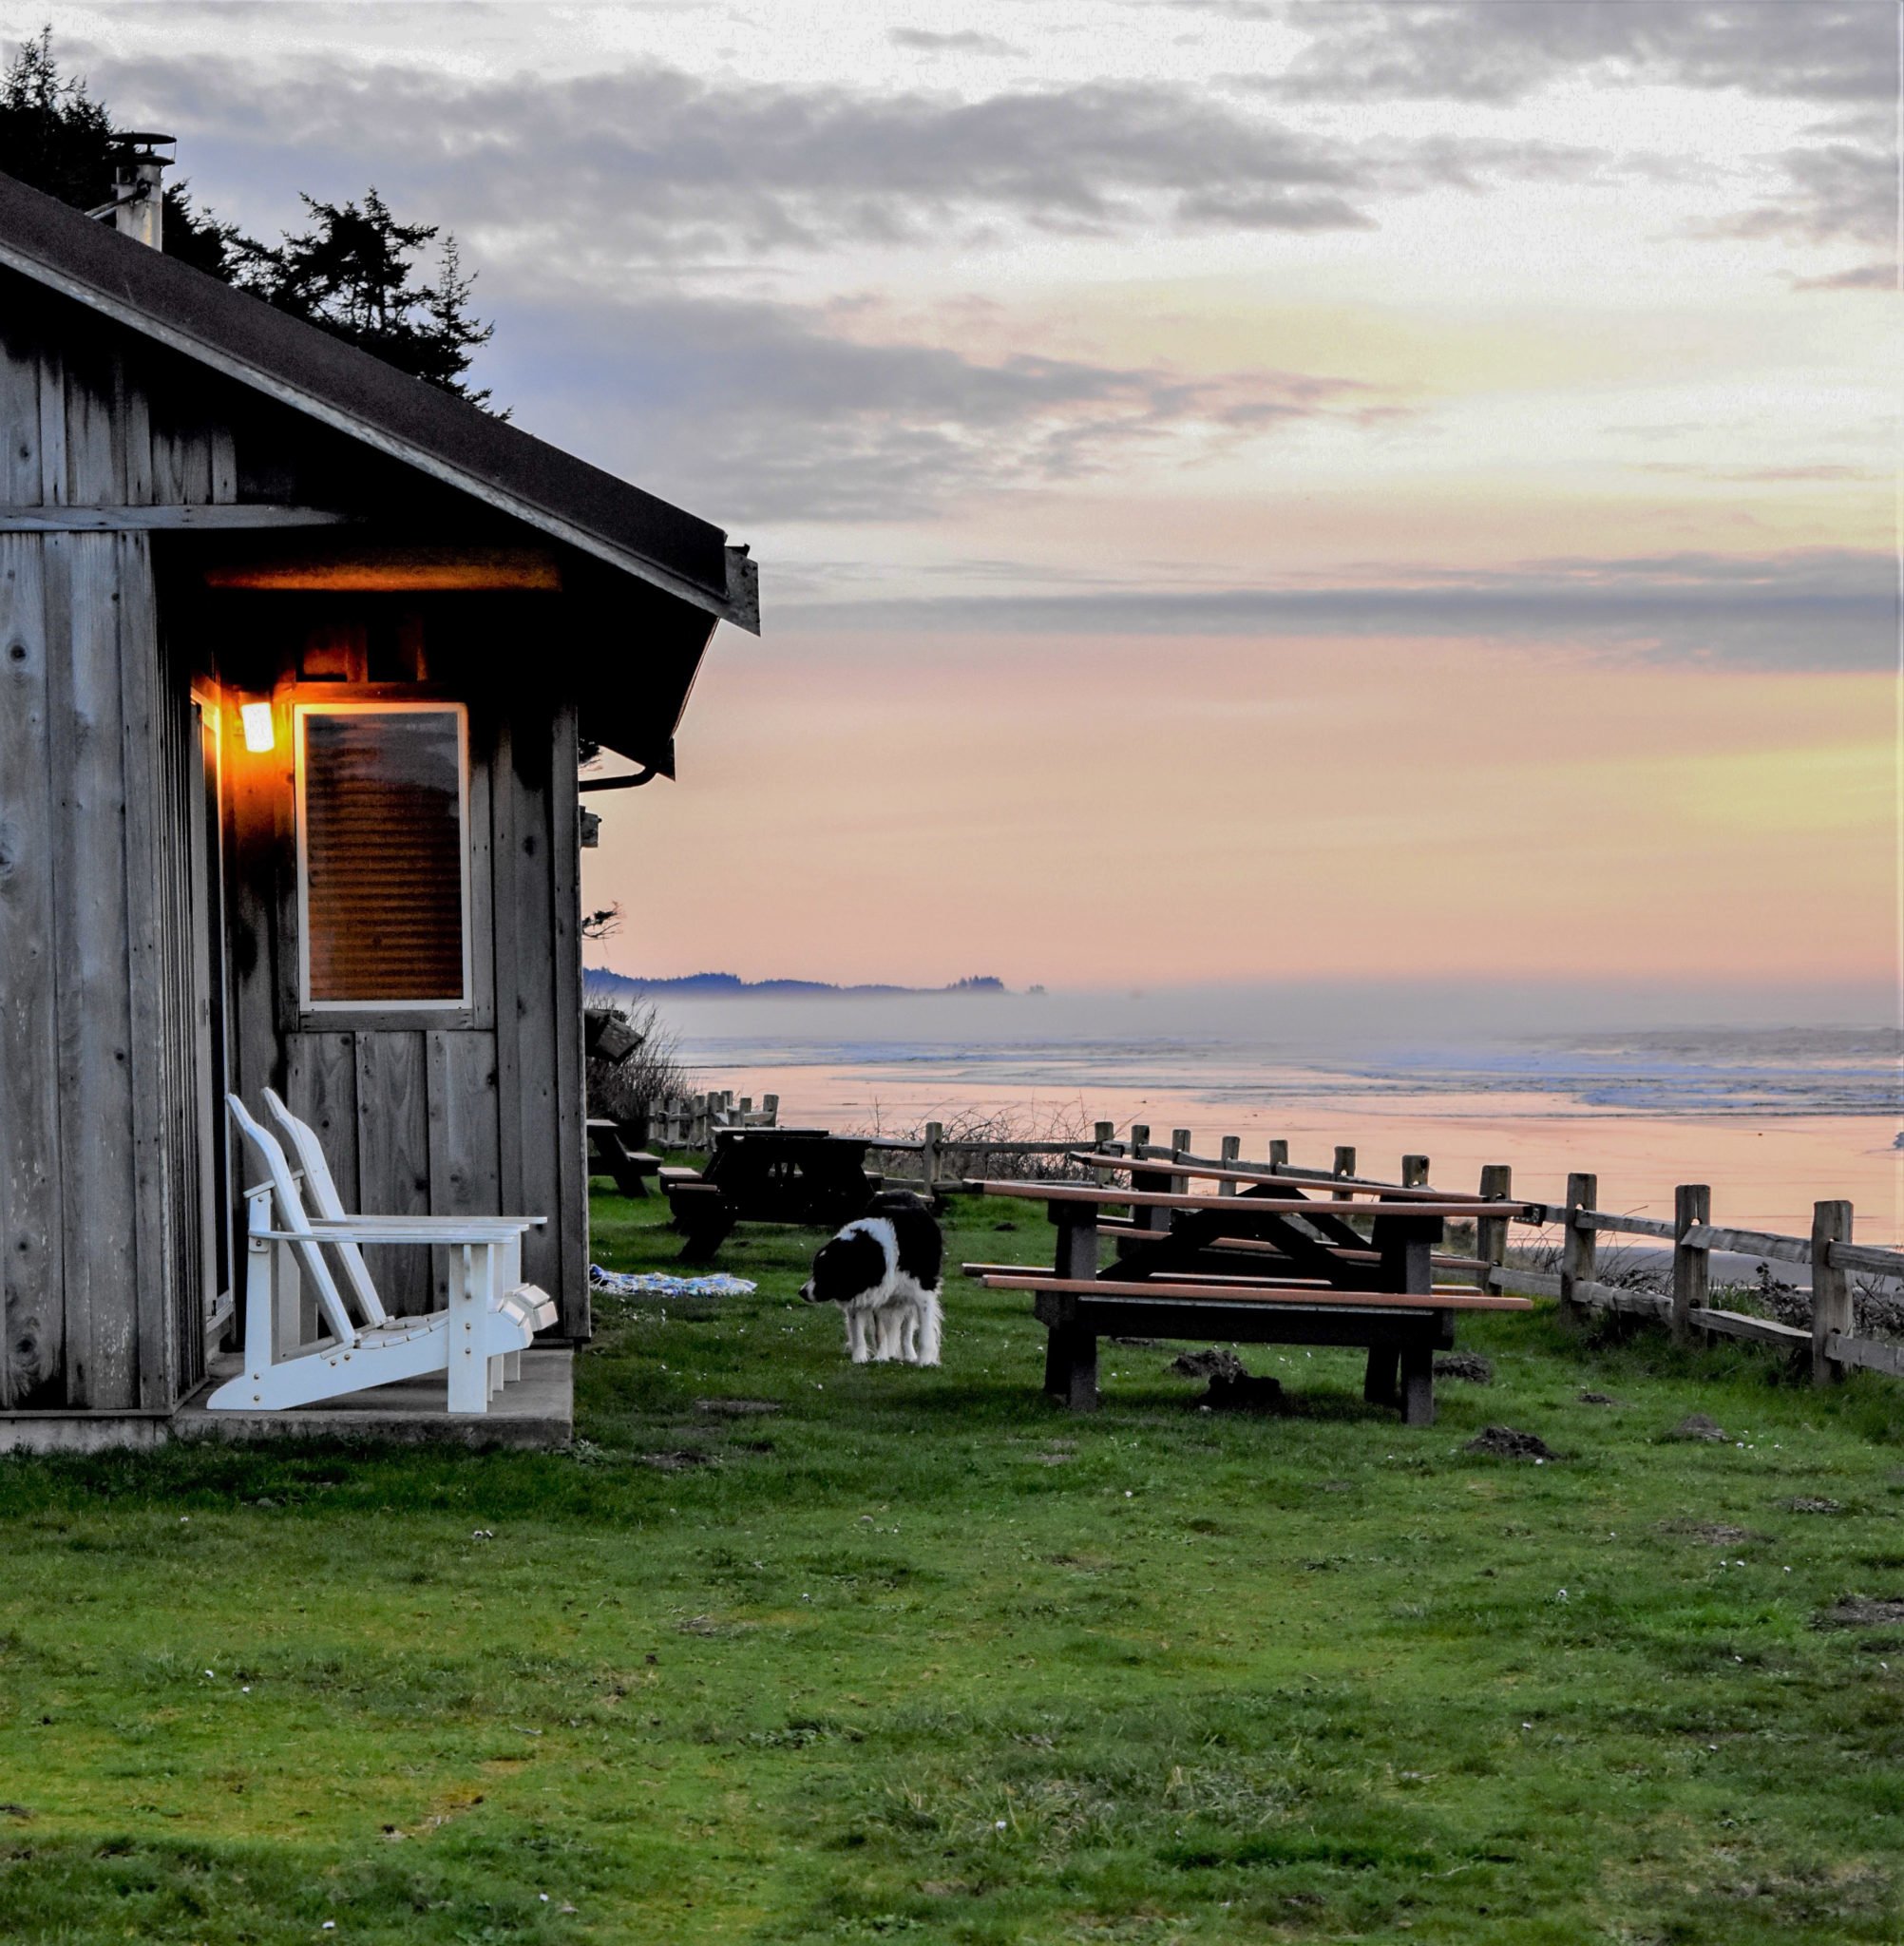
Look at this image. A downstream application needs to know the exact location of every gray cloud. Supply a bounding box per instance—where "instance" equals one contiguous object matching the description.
[79,47,1605,265]
[1718,143,1898,247]
[772,549,1897,668]
[483,290,1402,522]
[1260,2,1898,105]
[1793,260,1896,292]
[889,29,1022,57]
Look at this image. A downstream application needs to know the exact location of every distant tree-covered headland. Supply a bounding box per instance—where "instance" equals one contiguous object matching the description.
[0,27,500,410]
[586,970,1012,1002]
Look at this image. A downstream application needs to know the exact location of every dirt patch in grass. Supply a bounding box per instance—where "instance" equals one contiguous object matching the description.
[1667,1412,1728,1441]
[1579,1389,1623,1406]
[1465,1425,1557,1460]
[1814,1596,1904,1630]
[639,1449,715,1473]
[695,1398,782,1417]
[1786,1497,1843,1515]
[1660,1519,1771,1547]
[1434,1352,1494,1383]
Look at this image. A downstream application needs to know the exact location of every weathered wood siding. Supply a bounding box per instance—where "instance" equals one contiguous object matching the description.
[0,527,200,1409]
[0,276,594,1410]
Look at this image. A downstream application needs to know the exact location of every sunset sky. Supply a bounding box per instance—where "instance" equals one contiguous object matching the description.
[33,1,1899,1002]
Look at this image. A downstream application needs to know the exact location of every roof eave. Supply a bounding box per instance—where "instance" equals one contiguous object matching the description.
[0,233,760,636]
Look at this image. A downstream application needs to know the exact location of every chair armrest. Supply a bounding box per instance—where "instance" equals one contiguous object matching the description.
[268,1220,538,1246]
[306,1214,544,1234]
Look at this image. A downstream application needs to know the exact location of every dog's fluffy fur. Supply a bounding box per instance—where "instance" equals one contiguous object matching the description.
[800,1195,944,1364]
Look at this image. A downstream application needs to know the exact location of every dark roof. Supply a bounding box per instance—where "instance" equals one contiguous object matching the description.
[0,167,756,631]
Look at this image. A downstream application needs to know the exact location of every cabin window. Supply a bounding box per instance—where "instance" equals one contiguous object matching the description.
[295,703,471,1008]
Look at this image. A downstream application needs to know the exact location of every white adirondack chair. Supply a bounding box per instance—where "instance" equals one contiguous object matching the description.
[207,1093,555,1414]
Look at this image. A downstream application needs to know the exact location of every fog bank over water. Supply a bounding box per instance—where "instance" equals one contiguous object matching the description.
[653,979,1894,1059]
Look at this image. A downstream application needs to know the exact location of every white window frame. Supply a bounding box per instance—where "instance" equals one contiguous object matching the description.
[295,700,474,1013]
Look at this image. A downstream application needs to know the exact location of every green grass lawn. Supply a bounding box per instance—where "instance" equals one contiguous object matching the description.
[5,1187,1904,1944]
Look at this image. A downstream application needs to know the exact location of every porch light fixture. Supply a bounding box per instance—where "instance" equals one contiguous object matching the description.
[240,699,275,753]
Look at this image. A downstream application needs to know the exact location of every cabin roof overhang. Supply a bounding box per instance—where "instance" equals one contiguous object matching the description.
[0,167,757,637]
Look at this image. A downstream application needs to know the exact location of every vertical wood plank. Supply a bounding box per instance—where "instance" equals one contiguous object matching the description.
[1401,1154,1430,1189]
[47,533,139,1407]
[116,353,154,506]
[548,698,587,1336]
[427,1032,502,1213]
[209,425,238,504]
[36,347,66,506]
[61,339,123,505]
[116,532,175,1406]
[489,715,524,1236]
[354,1030,431,1314]
[0,537,63,1404]
[0,315,42,505]
[285,1032,359,1208]
[1218,1134,1239,1196]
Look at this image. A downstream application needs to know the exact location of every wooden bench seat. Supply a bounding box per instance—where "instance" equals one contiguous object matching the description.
[979,1273,1530,1310]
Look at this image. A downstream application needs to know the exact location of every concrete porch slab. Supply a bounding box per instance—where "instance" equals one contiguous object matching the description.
[0,1350,575,1454]
[173,1348,574,1448]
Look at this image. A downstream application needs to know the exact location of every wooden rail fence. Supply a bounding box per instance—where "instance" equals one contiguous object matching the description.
[855,1119,1903,1389]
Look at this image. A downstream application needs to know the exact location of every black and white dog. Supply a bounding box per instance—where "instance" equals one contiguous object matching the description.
[800,1192,944,1365]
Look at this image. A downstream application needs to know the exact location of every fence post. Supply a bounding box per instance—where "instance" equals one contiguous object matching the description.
[1401,1154,1429,1190]
[1333,1144,1356,1201]
[762,1094,779,1128]
[1672,1184,1709,1346]
[1219,1134,1240,1196]
[1560,1172,1596,1320]
[1171,1128,1192,1199]
[1267,1139,1288,1173]
[1476,1164,1512,1291]
[1094,1119,1115,1152]
[1128,1124,1171,1234]
[1812,1199,1854,1384]
[691,1094,709,1150]
[920,1120,942,1202]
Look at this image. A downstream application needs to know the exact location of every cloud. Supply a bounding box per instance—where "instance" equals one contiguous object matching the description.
[1718,143,1898,247]
[1261,2,1898,105]
[1792,260,1896,292]
[485,289,1401,522]
[889,29,1022,57]
[79,48,1606,266]
[772,549,1898,668]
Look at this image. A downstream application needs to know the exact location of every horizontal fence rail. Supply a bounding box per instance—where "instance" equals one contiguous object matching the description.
[646,1094,1904,1388]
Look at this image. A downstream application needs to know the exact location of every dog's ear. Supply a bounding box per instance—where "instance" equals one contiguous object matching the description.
[809,1228,885,1303]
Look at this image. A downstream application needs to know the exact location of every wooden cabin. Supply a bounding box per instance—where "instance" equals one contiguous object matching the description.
[0,167,757,1430]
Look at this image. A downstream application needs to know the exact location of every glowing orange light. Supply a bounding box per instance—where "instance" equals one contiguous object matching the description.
[240,700,275,753]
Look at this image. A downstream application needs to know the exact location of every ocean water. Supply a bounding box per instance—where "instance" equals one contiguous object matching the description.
[636,990,1904,1243]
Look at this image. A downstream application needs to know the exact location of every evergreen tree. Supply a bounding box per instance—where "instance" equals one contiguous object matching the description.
[0,28,501,410]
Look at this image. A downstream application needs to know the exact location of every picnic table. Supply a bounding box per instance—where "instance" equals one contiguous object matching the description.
[586,1118,661,1198]
[665,1128,884,1261]
[964,1154,1535,1422]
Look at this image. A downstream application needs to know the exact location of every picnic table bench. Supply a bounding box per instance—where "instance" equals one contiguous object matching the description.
[665,1128,884,1261]
[963,1156,1535,1422]
[586,1118,662,1198]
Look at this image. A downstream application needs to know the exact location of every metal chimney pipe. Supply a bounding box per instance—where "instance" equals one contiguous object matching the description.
[109,132,175,250]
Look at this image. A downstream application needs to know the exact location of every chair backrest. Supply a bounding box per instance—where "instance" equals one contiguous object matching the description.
[226,1094,358,1349]
[262,1087,389,1327]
